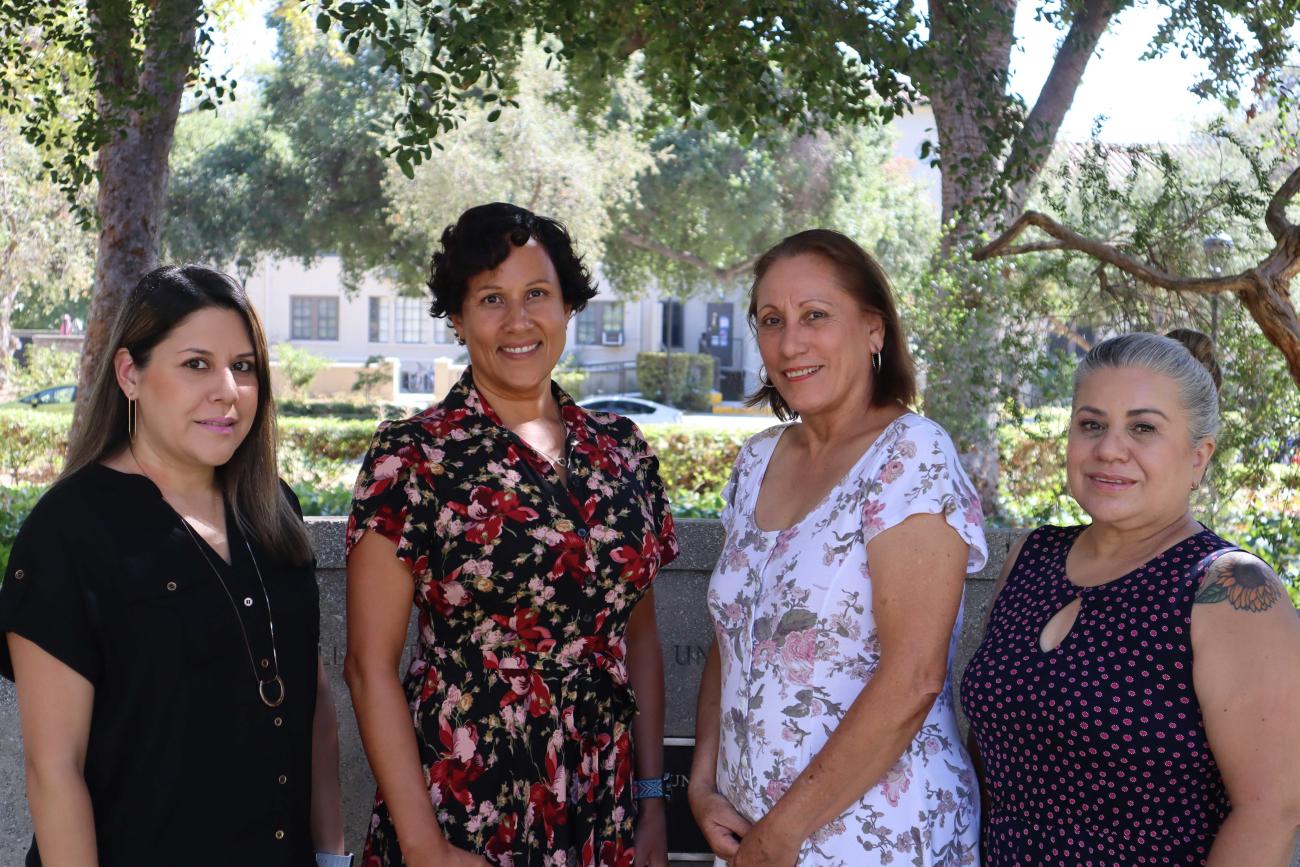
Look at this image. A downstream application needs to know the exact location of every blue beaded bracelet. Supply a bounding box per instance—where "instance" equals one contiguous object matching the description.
[633,775,668,800]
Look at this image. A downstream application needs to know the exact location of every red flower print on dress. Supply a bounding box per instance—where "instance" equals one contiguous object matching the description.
[489,607,557,653]
[548,531,592,583]
[609,532,661,590]
[484,811,518,866]
[346,369,678,865]
[450,487,540,545]
[599,840,636,867]
[429,719,486,808]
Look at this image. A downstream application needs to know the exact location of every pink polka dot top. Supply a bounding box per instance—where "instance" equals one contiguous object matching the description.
[960,525,1233,865]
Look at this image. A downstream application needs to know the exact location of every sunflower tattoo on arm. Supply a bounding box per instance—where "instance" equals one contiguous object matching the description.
[1195,552,1284,613]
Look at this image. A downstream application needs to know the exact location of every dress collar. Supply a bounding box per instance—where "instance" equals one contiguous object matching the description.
[445,365,593,443]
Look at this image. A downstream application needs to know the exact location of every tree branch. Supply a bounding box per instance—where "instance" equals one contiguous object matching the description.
[1001,0,1115,216]
[974,210,1254,295]
[1265,164,1300,241]
[617,231,758,285]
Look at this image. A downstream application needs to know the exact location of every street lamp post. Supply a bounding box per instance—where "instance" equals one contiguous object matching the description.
[1202,232,1234,343]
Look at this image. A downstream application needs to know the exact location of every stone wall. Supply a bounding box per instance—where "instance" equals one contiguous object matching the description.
[2,519,1296,865]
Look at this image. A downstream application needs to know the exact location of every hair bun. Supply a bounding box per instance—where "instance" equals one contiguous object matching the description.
[1165,328,1222,390]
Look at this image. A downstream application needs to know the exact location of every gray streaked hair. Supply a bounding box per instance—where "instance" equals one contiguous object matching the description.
[1073,330,1222,446]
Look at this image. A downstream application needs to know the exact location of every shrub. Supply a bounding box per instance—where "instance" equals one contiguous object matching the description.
[637,352,715,411]
[996,406,1085,527]
[0,408,69,482]
[553,354,589,400]
[276,343,330,398]
[10,346,80,396]
[278,399,406,420]
[352,355,393,399]
[643,426,749,497]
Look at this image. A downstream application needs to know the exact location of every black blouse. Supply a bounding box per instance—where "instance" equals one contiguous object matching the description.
[0,464,320,867]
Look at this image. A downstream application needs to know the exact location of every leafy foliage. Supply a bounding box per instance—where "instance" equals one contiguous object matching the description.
[9,347,82,397]
[275,343,330,398]
[636,353,715,411]
[0,119,94,385]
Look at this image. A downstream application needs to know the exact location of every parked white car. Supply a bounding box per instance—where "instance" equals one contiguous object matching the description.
[577,394,685,425]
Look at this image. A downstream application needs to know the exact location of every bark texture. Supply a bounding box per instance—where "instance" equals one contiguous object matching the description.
[919,0,1115,508]
[75,0,201,431]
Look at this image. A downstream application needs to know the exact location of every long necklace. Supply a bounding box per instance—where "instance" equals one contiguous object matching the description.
[176,512,286,709]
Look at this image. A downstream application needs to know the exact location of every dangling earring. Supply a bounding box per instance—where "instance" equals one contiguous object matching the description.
[872,351,882,373]
[127,397,137,440]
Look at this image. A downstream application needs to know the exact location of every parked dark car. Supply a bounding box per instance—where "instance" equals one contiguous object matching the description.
[6,384,77,409]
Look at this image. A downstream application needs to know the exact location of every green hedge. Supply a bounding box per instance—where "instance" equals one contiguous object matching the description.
[2,408,1293,605]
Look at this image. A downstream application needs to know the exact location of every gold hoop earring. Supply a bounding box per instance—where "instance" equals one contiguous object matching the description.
[127,398,137,440]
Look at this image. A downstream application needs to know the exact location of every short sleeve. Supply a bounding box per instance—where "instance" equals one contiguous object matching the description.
[628,422,679,568]
[862,418,988,573]
[0,500,101,684]
[346,421,427,573]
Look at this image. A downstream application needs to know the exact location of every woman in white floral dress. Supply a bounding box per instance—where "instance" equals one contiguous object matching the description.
[688,230,988,867]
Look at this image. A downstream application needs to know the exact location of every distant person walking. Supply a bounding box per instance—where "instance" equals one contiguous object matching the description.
[689,230,987,865]
[58,313,71,335]
[0,265,348,866]
[962,330,1300,865]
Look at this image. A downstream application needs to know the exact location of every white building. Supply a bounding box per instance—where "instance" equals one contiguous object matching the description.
[247,106,941,403]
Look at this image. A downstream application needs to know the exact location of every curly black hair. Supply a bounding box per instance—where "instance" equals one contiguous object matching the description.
[427,202,596,319]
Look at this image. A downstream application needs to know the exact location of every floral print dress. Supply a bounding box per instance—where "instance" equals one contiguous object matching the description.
[707,415,987,866]
[347,368,678,867]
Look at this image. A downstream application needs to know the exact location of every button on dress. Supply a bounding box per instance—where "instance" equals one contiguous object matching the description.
[346,368,678,866]
[707,415,987,865]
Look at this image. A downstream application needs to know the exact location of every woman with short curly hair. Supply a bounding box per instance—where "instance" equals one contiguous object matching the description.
[345,203,676,867]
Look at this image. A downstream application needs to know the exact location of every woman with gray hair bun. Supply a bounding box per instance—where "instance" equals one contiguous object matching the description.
[962,329,1300,865]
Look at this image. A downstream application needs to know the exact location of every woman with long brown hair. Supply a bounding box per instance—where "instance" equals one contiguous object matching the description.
[0,265,348,866]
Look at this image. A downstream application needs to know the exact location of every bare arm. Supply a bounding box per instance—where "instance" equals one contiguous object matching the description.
[343,531,487,867]
[1193,552,1300,866]
[310,656,346,855]
[8,632,98,865]
[732,512,969,866]
[626,590,667,867]
[687,640,752,858]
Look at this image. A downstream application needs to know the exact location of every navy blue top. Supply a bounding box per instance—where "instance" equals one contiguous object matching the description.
[961,525,1233,866]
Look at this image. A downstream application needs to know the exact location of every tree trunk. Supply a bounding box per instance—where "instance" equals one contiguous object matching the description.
[73,0,201,433]
[919,0,1113,512]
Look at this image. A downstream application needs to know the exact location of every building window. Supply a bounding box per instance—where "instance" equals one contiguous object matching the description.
[368,297,391,343]
[394,297,427,343]
[369,296,434,344]
[291,296,338,341]
[576,301,625,346]
[433,318,456,345]
[661,300,684,349]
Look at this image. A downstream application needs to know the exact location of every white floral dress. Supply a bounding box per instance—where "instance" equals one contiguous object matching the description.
[707,414,988,866]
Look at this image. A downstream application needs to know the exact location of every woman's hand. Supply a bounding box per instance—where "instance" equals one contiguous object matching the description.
[729,814,802,867]
[633,797,669,866]
[688,785,752,859]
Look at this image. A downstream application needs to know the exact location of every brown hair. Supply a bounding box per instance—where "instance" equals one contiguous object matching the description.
[745,229,917,420]
[62,265,313,565]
